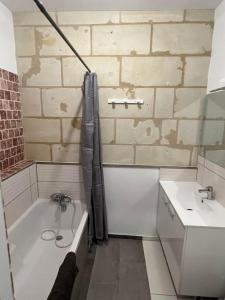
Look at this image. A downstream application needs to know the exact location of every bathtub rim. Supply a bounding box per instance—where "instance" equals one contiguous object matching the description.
[69,210,88,254]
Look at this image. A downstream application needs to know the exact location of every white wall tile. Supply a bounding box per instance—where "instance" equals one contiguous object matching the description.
[2,164,38,228]
[197,163,204,186]
[159,168,197,182]
[2,168,30,205]
[38,181,82,201]
[31,183,38,202]
[29,164,37,186]
[37,164,82,182]
[4,189,33,228]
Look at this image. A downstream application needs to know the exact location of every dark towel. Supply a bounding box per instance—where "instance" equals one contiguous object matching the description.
[47,252,79,300]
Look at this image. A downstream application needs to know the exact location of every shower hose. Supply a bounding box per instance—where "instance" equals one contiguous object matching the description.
[41,201,76,248]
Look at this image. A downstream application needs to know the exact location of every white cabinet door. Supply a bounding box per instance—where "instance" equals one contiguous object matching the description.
[163,202,185,292]
[157,187,186,292]
[157,188,170,245]
[181,227,225,297]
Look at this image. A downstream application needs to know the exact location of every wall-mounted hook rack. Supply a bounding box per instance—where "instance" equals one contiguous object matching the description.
[108,99,144,105]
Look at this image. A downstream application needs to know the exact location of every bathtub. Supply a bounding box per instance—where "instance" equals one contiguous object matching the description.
[8,198,88,300]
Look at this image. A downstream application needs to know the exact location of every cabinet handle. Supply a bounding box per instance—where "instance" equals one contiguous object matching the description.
[168,205,175,218]
[162,196,168,206]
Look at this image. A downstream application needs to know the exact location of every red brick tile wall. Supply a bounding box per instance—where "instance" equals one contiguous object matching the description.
[0,67,25,171]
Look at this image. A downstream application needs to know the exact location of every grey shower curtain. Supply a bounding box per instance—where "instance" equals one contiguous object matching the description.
[81,72,108,244]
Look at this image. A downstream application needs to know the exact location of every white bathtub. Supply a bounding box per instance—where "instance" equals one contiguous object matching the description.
[8,198,88,300]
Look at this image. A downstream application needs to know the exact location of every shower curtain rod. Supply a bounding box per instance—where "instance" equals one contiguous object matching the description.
[33,0,91,73]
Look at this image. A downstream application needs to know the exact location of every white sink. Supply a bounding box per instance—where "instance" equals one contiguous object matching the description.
[160,181,225,227]
[179,190,213,212]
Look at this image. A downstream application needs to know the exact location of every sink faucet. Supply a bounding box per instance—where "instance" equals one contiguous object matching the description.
[198,186,215,200]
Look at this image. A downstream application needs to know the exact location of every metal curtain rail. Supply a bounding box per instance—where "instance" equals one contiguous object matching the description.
[33,0,91,73]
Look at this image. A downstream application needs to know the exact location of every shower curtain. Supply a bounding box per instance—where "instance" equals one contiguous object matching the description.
[81,72,108,244]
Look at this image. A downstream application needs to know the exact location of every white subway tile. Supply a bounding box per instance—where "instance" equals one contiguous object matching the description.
[38,182,82,200]
[31,183,38,203]
[37,164,82,183]
[159,168,197,181]
[4,189,32,228]
[29,164,37,186]
[2,169,30,205]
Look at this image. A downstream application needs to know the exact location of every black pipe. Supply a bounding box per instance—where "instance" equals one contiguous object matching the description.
[33,0,91,73]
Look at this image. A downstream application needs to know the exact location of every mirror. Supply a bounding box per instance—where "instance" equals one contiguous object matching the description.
[199,90,225,168]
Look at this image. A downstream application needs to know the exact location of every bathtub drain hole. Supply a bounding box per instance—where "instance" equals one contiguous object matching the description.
[56,235,63,241]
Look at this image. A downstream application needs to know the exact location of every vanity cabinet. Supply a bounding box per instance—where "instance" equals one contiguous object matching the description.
[157,184,225,298]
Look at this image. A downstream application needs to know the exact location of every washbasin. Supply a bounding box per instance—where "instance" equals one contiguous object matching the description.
[179,190,214,213]
[160,181,225,228]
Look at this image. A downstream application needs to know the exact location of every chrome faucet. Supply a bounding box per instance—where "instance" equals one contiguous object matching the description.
[50,193,72,211]
[198,186,215,200]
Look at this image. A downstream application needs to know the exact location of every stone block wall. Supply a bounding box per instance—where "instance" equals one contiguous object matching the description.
[14,10,215,166]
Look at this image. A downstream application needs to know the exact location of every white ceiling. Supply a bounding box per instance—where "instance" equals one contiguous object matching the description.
[1,0,223,12]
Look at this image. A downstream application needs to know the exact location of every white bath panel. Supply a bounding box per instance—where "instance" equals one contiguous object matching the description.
[103,166,159,237]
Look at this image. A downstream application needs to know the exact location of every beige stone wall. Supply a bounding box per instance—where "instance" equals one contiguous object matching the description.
[14,10,214,166]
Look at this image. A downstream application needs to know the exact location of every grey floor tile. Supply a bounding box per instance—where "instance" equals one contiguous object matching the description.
[86,238,150,300]
[89,239,120,285]
[117,262,151,300]
[86,283,118,300]
[75,248,96,300]
[119,238,145,263]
